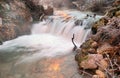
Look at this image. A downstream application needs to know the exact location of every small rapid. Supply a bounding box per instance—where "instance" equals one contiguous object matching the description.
[0,10,102,78]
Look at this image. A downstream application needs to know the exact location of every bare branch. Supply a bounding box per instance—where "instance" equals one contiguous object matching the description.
[72,34,77,51]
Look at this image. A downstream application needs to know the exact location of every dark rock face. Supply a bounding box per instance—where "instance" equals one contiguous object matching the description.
[23,0,54,21]
[0,0,54,43]
[92,17,120,46]
[44,6,54,15]
[23,0,45,21]
[92,5,120,35]
[0,0,32,43]
[75,1,120,77]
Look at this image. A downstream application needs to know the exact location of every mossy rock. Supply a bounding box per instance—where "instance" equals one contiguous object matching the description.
[92,5,120,34]
[106,6,120,18]
[81,39,95,49]
[115,10,120,17]
[92,17,109,34]
[75,51,89,63]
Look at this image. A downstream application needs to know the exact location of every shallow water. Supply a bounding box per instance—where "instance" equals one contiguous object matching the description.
[0,10,102,78]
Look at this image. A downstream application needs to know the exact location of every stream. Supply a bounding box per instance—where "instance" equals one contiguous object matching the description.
[0,10,102,78]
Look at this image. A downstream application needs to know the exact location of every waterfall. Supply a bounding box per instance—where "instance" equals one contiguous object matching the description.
[0,10,102,78]
[32,10,101,45]
[0,10,102,62]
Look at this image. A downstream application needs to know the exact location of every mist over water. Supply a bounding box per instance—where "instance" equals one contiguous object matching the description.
[0,10,102,78]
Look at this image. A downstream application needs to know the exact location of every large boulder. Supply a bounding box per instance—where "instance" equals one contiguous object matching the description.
[0,0,32,43]
[23,0,45,21]
[23,0,54,21]
[0,0,53,44]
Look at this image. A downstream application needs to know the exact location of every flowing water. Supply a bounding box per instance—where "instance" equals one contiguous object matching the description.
[0,10,102,78]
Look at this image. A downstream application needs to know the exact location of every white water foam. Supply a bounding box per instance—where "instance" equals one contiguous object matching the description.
[0,10,102,63]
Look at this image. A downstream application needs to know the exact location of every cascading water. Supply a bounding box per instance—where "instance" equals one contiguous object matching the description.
[0,10,102,78]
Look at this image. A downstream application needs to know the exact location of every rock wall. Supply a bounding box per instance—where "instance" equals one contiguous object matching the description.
[0,0,54,44]
[0,0,32,44]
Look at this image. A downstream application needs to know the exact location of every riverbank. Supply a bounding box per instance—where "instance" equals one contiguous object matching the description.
[75,0,120,78]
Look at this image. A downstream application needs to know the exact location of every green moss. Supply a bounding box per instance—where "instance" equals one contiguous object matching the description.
[92,17,108,34]
[0,37,3,45]
[81,39,94,49]
[77,55,89,63]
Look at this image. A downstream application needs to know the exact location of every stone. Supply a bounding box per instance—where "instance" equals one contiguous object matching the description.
[76,1,120,76]
[23,0,45,21]
[96,70,105,78]
[98,59,108,71]
[0,0,32,42]
[80,54,103,69]
[91,41,98,48]
[44,6,53,15]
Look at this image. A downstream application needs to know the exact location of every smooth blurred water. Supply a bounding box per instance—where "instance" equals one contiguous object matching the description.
[0,10,102,78]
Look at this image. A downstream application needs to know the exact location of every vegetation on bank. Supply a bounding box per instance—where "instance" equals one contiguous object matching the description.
[75,0,120,78]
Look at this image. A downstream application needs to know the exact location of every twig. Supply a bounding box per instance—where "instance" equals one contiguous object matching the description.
[113,59,120,70]
[40,13,45,21]
[72,34,77,51]
[105,54,114,72]
[78,69,93,77]
[95,61,113,78]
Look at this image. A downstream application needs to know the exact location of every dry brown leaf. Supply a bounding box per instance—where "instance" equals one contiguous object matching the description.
[99,59,108,70]
[96,70,105,78]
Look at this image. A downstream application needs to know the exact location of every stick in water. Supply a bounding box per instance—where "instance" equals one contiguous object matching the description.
[72,34,77,51]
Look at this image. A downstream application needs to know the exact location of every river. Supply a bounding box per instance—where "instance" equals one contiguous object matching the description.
[0,10,102,78]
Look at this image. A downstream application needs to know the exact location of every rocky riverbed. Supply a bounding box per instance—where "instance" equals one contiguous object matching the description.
[0,0,120,78]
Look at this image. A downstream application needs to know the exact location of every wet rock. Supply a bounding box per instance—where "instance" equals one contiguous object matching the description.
[92,17,110,34]
[91,41,98,48]
[87,48,96,54]
[74,19,83,26]
[0,0,53,42]
[23,0,54,21]
[79,39,98,54]
[80,54,103,69]
[0,0,32,42]
[97,43,114,54]
[23,0,45,21]
[44,6,53,15]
